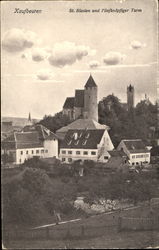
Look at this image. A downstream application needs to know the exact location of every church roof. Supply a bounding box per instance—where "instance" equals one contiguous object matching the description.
[74,90,84,107]
[60,129,105,149]
[63,97,75,109]
[56,119,109,133]
[85,75,97,88]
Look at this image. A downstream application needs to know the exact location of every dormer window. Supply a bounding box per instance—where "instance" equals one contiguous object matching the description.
[82,140,87,145]
[67,140,72,145]
[85,133,90,139]
[74,140,79,145]
[73,132,78,140]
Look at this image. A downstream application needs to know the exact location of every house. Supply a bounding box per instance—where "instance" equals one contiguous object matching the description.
[62,74,98,121]
[117,139,150,166]
[59,128,114,163]
[1,124,59,165]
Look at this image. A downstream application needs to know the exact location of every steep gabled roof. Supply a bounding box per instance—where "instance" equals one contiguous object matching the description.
[23,124,59,140]
[74,90,84,107]
[2,124,59,150]
[60,129,105,149]
[122,139,149,153]
[85,75,97,88]
[63,97,75,109]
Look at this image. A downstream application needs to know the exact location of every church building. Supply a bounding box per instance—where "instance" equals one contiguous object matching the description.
[62,75,98,122]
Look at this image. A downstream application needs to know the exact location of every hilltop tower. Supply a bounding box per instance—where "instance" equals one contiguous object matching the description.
[83,74,98,121]
[127,84,134,111]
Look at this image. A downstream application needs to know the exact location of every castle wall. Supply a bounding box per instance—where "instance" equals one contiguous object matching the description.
[74,107,83,119]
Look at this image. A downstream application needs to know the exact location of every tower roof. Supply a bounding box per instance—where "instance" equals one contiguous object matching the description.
[127,84,134,92]
[85,74,97,88]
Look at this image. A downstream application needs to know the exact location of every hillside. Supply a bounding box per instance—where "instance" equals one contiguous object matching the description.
[2,116,40,127]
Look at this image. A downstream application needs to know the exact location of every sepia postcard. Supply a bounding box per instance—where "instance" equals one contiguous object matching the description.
[1,0,159,249]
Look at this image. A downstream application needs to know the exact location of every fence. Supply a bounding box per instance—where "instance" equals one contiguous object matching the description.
[3,220,117,242]
[118,216,159,231]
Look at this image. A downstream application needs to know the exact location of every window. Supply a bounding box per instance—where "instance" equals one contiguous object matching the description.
[104,156,109,160]
[62,158,65,162]
[32,150,34,154]
[132,155,135,159]
[83,151,88,155]
[136,162,139,165]
[19,159,21,163]
[62,150,66,154]
[68,151,72,155]
[41,149,44,153]
[91,151,96,155]
[45,149,48,153]
[132,163,134,165]
[76,151,80,155]
[20,151,23,155]
[26,150,28,154]
[68,158,72,163]
[36,150,39,154]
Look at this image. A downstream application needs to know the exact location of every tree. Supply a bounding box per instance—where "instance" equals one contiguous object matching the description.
[38,111,72,132]
[22,168,49,196]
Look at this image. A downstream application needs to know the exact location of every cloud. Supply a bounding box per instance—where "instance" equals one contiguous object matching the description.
[103,51,126,65]
[89,60,100,68]
[32,48,50,62]
[2,28,40,53]
[48,41,94,67]
[130,40,146,50]
[36,69,55,81]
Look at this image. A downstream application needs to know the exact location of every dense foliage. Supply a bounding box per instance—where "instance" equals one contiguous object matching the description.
[3,158,159,228]
[98,95,157,147]
[38,111,72,133]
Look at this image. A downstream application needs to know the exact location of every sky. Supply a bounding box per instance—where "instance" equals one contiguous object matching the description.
[1,0,158,119]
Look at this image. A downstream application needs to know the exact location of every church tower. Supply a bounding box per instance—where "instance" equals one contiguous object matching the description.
[26,112,33,126]
[127,84,134,111]
[83,74,98,121]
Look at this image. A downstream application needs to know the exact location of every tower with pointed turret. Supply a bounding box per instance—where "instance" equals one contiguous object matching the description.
[83,74,98,121]
[127,84,134,111]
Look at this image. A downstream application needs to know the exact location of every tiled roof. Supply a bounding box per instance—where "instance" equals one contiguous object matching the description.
[108,150,127,157]
[23,124,59,140]
[2,132,43,149]
[60,129,105,149]
[15,132,43,149]
[63,97,75,109]
[74,90,84,107]
[122,139,150,153]
[57,119,108,133]
[2,125,59,150]
[85,75,97,88]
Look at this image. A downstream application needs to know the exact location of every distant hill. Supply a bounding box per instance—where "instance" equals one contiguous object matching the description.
[2,117,40,127]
